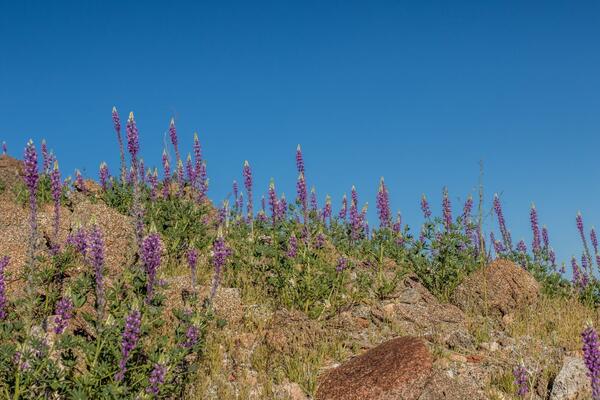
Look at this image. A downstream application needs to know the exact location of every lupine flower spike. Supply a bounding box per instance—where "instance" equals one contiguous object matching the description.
[88,225,106,320]
[577,212,593,274]
[112,107,126,183]
[243,161,253,221]
[187,248,198,288]
[24,140,39,262]
[442,187,452,231]
[420,194,431,219]
[582,323,600,399]
[54,296,73,334]
[287,234,298,258]
[162,150,171,199]
[1,141,6,155]
[376,177,391,228]
[147,362,167,396]
[210,231,231,300]
[296,144,304,174]
[339,194,347,220]
[513,363,529,397]
[99,162,110,191]
[268,180,278,223]
[493,194,513,251]
[141,233,162,302]
[115,308,142,382]
[530,203,541,255]
[50,161,62,253]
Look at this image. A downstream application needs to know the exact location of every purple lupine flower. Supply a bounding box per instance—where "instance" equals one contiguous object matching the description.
[243,161,253,220]
[176,159,185,196]
[236,192,244,218]
[182,324,200,348]
[232,180,239,210]
[162,150,171,199]
[542,226,549,249]
[127,166,135,186]
[296,144,304,175]
[376,178,391,228]
[41,140,50,174]
[53,296,73,334]
[169,118,180,165]
[24,140,39,260]
[549,248,556,268]
[186,154,195,187]
[113,107,127,183]
[338,194,348,220]
[336,257,348,272]
[218,201,228,226]
[210,234,231,300]
[513,363,529,397]
[147,362,167,396]
[1,141,6,155]
[314,232,325,249]
[310,186,318,213]
[572,256,586,290]
[99,162,110,191]
[197,161,208,201]
[88,225,105,317]
[115,309,142,382]
[126,112,140,175]
[577,212,593,272]
[442,187,452,231]
[349,186,363,241]
[323,195,332,223]
[529,203,541,254]
[268,180,278,223]
[138,159,146,187]
[393,212,402,234]
[193,132,202,185]
[462,195,473,234]
[491,232,504,256]
[582,324,600,399]
[149,168,159,200]
[420,194,431,219]
[0,256,8,319]
[287,234,298,258]
[592,228,599,255]
[187,248,198,288]
[74,169,85,192]
[141,233,162,302]
[67,227,88,256]
[493,194,513,251]
[517,240,527,254]
[296,173,307,217]
[278,194,287,221]
[50,161,62,254]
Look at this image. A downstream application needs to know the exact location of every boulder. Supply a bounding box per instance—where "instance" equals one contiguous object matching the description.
[418,367,488,400]
[452,259,539,318]
[0,155,23,194]
[550,356,592,400]
[316,336,433,400]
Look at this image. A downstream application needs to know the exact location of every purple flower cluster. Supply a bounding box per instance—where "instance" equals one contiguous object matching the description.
[323,195,332,223]
[349,186,363,241]
[186,154,195,186]
[54,296,73,334]
[582,324,600,399]
[513,363,528,397]
[376,178,391,228]
[126,112,140,175]
[0,256,9,319]
[278,194,287,220]
[243,161,253,220]
[296,144,304,174]
[176,159,185,196]
[115,310,142,382]
[162,150,171,199]
[182,324,200,348]
[169,118,180,164]
[268,181,278,223]
[210,235,231,299]
[142,233,162,302]
[310,186,318,213]
[577,212,593,272]
[88,226,106,317]
[41,140,50,174]
[149,168,159,200]
[24,140,39,258]
[442,188,452,231]
[493,194,512,251]
[112,107,127,183]
[462,195,473,236]
[336,257,348,272]
[314,232,325,249]
[338,194,347,220]
[287,234,298,258]
[530,204,541,254]
[1,141,6,155]
[147,362,167,395]
[99,162,110,191]
[296,173,307,217]
[50,161,62,253]
[74,169,86,193]
[420,194,431,219]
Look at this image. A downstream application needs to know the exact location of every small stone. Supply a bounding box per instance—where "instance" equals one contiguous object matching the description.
[549,356,591,400]
[448,354,467,363]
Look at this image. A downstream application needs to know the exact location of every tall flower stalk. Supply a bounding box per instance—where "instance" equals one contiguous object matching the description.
[442,187,452,231]
[210,232,231,300]
[420,194,431,219]
[187,248,198,289]
[142,233,162,302]
[582,324,600,400]
[24,140,39,264]
[268,180,278,224]
[376,177,391,228]
[338,194,347,220]
[88,225,105,323]
[50,161,62,254]
[99,162,110,191]
[115,309,142,382]
[577,212,593,274]
[243,161,253,221]
[513,363,529,398]
[296,172,307,219]
[53,296,73,334]
[493,194,513,251]
[112,107,126,184]
[296,144,304,174]
[162,150,171,199]
[530,203,541,256]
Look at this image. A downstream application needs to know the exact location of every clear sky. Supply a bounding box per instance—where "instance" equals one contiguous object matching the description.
[1,1,600,266]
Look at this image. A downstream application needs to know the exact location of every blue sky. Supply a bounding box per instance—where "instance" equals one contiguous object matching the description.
[1,1,600,266]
